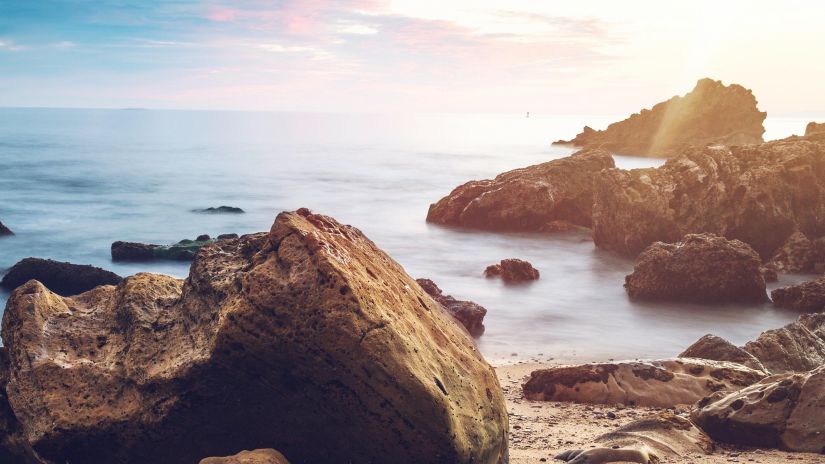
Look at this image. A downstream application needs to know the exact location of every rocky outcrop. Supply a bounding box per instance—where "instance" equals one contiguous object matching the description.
[194,206,245,214]
[691,366,825,452]
[199,449,289,464]
[2,209,508,464]
[624,234,767,304]
[0,258,122,296]
[484,259,539,283]
[0,221,12,237]
[771,277,825,312]
[679,334,766,373]
[0,349,46,464]
[555,79,766,157]
[805,122,825,137]
[416,279,487,337]
[111,235,237,262]
[768,232,825,274]
[593,138,825,258]
[522,358,765,408]
[426,149,614,232]
[742,314,825,374]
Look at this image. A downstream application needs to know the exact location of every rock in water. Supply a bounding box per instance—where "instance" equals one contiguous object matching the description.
[624,234,767,304]
[522,358,765,408]
[200,449,290,464]
[2,209,508,464]
[768,231,825,274]
[426,149,614,232]
[742,313,825,374]
[484,259,540,283]
[679,334,767,373]
[112,235,237,262]
[592,139,825,258]
[771,277,825,313]
[416,278,487,337]
[0,221,12,237]
[194,206,245,214]
[555,78,766,157]
[0,258,122,296]
[805,121,825,137]
[691,366,825,452]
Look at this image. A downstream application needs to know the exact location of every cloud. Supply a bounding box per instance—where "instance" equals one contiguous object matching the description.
[0,39,24,52]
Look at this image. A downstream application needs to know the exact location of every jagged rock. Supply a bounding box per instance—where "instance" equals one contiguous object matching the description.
[416,278,487,337]
[0,258,122,296]
[592,139,825,258]
[691,366,825,452]
[426,149,614,232]
[522,358,765,408]
[805,121,825,137]
[194,206,245,214]
[742,313,825,374]
[555,79,766,157]
[771,277,825,312]
[111,235,237,262]
[679,334,767,373]
[199,449,289,464]
[768,231,825,274]
[484,259,539,283]
[2,209,508,464]
[0,221,12,237]
[624,234,767,304]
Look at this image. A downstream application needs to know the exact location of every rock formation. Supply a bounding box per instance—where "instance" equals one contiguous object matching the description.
[0,221,12,237]
[768,231,825,274]
[624,234,767,304]
[112,234,237,261]
[484,259,540,283]
[199,449,290,464]
[805,121,825,137]
[679,334,766,372]
[771,277,825,312]
[691,366,825,452]
[742,314,825,374]
[2,209,508,464]
[522,359,765,408]
[193,206,245,214]
[0,349,45,464]
[555,78,766,157]
[426,149,614,232]
[416,278,487,337]
[593,138,825,258]
[0,258,122,296]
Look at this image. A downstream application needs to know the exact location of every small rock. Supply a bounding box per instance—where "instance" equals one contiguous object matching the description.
[484,259,539,283]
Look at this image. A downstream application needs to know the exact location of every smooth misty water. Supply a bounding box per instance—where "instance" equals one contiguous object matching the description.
[0,108,816,361]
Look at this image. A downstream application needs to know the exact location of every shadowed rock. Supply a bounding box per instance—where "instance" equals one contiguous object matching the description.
[679,334,767,373]
[742,313,825,374]
[0,221,12,237]
[768,231,825,274]
[2,209,508,464]
[193,206,245,214]
[0,348,47,464]
[484,259,539,283]
[111,235,237,262]
[624,234,767,304]
[772,277,825,313]
[0,258,122,296]
[555,78,766,157]
[522,358,765,408]
[426,149,614,232]
[416,278,487,337]
[199,449,289,464]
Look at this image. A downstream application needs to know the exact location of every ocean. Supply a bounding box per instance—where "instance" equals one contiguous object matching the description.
[0,108,816,361]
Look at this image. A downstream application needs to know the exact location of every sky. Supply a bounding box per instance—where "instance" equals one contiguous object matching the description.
[1,0,823,115]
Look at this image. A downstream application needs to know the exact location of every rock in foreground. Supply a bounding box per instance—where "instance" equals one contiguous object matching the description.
[771,277,825,313]
[416,278,487,337]
[199,449,289,464]
[2,209,508,464]
[679,334,767,373]
[522,358,765,408]
[0,221,12,237]
[0,258,122,296]
[624,234,767,304]
[426,149,614,232]
[742,313,825,374]
[484,259,539,283]
[691,366,825,452]
[555,78,766,157]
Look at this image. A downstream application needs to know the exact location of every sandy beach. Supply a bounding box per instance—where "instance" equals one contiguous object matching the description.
[495,361,824,464]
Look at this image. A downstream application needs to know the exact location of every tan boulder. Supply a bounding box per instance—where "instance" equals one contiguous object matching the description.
[742,313,825,374]
[199,449,289,464]
[679,334,767,373]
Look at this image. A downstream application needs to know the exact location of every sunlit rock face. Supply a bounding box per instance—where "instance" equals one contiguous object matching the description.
[742,313,825,374]
[1,209,509,464]
[592,139,825,258]
[805,121,825,137]
[426,149,614,232]
[555,78,766,157]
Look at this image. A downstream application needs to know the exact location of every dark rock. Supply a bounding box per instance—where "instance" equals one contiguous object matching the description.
[0,348,48,463]
[771,277,825,312]
[555,78,766,157]
[0,258,122,296]
[691,366,825,452]
[195,206,245,214]
[624,234,767,304]
[426,149,614,232]
[217,233,239,240]
[592,139,825,258]
[196,234,211,242]
[743,313,825,374]
[760,266,778,283]
[679,334,766,372]
[484,259,539,283]
[111,241,156,261]
[2,210,508,464]
[416,278,487,337]
[112,238,215,262]
[200,449,290,464]
[0,221,12,237]
[768,232,825,274]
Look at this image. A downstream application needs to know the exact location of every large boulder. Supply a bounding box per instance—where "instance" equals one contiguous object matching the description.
[592,139,825,258]
[0,349,46,464]
[742,313,825,374]
[0,258,122,296]
[691,366,825,452]
[416,278,487,337]
[554,78,766,157]
[483,259,539,284]
[768,231,825,274]
[426,149,614,232]
[771,277,825,313]
[2,209,508,464]
[624,234,767,304]
[0,221,12,237]
[521,358,765,408]
[199,449,289,464]
[679,334,766,373]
